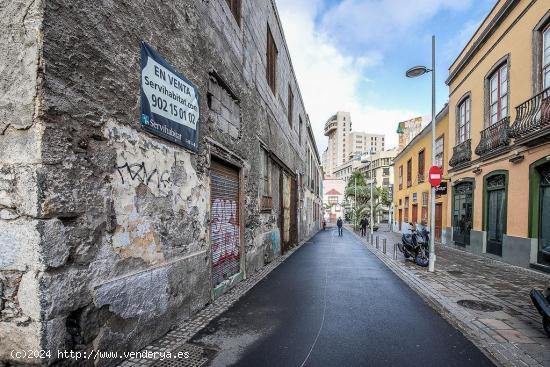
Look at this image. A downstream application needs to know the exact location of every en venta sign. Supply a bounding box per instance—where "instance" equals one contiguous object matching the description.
[140,42,200,152]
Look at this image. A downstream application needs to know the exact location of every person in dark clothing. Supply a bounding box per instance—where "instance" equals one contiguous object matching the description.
[360,218,368,237]
[336,217,343,237]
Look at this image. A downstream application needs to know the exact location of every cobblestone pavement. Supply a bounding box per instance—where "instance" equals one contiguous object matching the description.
[117,238,312,367]
[349,226,550,367]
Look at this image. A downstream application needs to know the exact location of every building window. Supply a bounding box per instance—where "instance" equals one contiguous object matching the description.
[328,196,338,205]
[488,63,508,124]
[457,97,471,143]
[383,167,390,176]
[266,25,278,94]
[406,159,412,187]
[421,192,429,223]
[226,0,241,26]
[544,26,550,89]
[299,116,303,145]
[288,85,294,127]
[435,135,444,169]
[399,165,403,190]
[260,149,272,210]
[418,150,425,183]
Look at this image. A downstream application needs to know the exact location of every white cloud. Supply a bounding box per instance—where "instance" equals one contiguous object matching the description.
[277,0,418,153]
[319,0,473,50]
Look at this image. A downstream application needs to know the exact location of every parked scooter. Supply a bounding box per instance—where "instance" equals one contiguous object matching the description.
[397,222,429,267]
[530,286,550,337]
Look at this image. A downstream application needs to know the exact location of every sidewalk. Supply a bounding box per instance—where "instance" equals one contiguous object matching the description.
[349,226,550,367]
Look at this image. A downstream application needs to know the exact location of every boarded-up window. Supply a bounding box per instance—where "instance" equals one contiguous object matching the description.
[266,25,278,94]
[288,85,294,127]
[226,0,241,26]
[260,149,272,210]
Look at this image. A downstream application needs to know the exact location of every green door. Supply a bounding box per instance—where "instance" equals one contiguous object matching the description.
[539,165,550,265]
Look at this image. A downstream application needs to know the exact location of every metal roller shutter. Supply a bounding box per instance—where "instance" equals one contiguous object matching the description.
[210,160,241,287]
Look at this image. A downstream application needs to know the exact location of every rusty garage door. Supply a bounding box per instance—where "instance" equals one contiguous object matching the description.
[210,160,241,288]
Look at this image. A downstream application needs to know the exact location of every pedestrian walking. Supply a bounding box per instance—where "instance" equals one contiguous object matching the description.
[361,218,368,237]
[337,217,343,237]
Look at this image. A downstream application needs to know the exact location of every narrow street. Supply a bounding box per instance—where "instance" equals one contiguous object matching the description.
[191,228,494,367]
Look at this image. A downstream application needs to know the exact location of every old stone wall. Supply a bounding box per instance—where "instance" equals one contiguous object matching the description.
[0,0,322,364]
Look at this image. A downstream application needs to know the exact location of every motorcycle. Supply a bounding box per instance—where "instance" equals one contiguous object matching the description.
[530,286,550,337]
[397,222,429,267]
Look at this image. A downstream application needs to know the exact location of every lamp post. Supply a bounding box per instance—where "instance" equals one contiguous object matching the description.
[405,35,437,273]
[354,176,357,230]
[369,150,374,235]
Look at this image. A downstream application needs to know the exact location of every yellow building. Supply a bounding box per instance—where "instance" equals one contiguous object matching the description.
[445,0,550,271]
[393,105,449,242]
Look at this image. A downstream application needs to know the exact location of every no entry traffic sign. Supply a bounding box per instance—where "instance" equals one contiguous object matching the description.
[428,166,443,187]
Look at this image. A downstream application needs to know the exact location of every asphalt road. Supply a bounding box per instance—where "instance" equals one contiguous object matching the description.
[191,228,495,367]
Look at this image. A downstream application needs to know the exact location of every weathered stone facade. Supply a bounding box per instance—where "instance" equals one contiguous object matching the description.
[0,0,322,364]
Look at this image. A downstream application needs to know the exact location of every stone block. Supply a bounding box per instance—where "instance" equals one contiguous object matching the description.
[94,265,170,320]
[0,219,40,271]
[41,267,92,319]
[17,270,41,320]
[0,321,41,362]
[39,219,70,268]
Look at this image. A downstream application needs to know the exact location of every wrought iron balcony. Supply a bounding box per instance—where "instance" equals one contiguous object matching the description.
[474,117,510,157]
[510,87,550,141]
[449,139,472,168]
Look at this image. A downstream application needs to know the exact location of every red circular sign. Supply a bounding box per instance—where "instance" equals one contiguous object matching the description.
[428,166,443,187]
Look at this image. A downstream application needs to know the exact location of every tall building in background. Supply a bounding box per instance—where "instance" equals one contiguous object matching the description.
[348,132,385,160]
[396,116,425,152]
[323,111,352,177]
[323,111,386,177]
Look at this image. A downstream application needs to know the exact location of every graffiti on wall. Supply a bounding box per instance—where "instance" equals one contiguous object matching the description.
[211,198,240,266]
[116,162,171,189]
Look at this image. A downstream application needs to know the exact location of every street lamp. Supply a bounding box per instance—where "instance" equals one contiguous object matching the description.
[406,35,437,273]
[361,150,374,235]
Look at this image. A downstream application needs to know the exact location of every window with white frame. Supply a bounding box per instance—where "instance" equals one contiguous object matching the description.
[489,63,508,124]
[457,97,471,143]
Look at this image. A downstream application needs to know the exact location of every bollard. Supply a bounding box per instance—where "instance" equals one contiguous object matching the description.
[370,233,373,245]
[393,242,398,260]
[375,236,379,249]
[383,239,387,254]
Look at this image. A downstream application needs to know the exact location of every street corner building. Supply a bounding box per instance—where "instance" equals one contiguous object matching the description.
[393,105,449,240]
[444,0,550,271]
[0,0,323,364]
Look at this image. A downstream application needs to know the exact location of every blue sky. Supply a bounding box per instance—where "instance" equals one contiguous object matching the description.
[277,0,497,152]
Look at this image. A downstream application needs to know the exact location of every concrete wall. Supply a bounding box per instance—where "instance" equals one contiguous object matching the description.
[0,0,321,364]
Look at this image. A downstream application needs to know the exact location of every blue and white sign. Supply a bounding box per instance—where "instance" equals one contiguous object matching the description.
[140,42,200,151]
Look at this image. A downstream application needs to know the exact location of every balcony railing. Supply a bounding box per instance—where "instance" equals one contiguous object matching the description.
[510,87,550,140]
[449,138,472,168]
[474,117,510,157]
